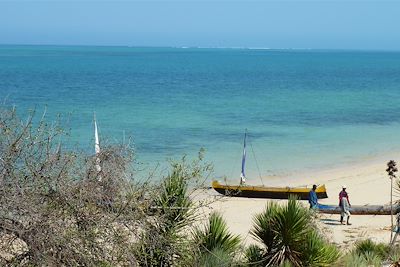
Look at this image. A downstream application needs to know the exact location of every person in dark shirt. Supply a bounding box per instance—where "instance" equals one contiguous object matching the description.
[339,185,351,225]
[308,184,318,209]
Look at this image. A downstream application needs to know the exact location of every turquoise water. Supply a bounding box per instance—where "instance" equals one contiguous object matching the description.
[1,45,400,181]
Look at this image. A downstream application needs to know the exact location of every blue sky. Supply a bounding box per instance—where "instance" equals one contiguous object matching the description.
[1,1,399,49]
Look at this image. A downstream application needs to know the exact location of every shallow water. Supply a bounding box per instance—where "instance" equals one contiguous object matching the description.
[1,45,400,181]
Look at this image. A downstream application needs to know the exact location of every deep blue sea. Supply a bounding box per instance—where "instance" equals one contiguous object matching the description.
[1,45,400,182]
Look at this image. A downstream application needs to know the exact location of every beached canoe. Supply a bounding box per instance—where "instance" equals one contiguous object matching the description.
[317,204,400,215]
[212,130,328,200]
[212,180,328,200]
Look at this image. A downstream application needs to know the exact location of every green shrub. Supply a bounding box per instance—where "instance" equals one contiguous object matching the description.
[279,260,294,267]
[355,239,389,259]
[302,230,341,266]
[389,244,400,263]
[341,250,382,267]
[192,212,241,266]
[195,247,237,267]
[339,240,390,267]
[248,197,340,267]
[244,244,265,267]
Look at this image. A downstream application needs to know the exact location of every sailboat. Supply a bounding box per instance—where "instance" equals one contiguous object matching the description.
[212,130,328,200]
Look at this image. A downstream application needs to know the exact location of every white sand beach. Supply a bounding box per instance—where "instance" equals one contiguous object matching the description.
[198,153,398,250]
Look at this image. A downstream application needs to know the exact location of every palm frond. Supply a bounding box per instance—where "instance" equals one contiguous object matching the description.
[155,166,193,231]
[250,201,280,249]
[244,244,266,267]
[272,197,311,249]
[342,250,382,267]
[354,239,389,259]
[193,212,241,254]
[249,197,338,267]
[196,247,236,267]
[302,230,340,267]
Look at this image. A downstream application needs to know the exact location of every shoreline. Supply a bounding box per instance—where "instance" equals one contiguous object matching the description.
[200,153,398,248]
[213,146,400,186]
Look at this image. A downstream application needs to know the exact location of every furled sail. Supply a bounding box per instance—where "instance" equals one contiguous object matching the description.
[94,113,102,180]
[240,130,247,184]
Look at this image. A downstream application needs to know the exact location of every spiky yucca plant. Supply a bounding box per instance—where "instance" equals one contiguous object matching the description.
[195,247,236,267]
[193,212,241,253]
[302,229,340,266]
[249,197,339,267]
[156,165,193,231]
[354,239,389,260]
[279,260,294,267]
[135,155,211,267]
[245,244,265,267]
[193,212,241,266]
[341,251,382,267]
[338,239,389,267]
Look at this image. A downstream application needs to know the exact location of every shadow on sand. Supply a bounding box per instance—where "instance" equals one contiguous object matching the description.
[320,218,342,226]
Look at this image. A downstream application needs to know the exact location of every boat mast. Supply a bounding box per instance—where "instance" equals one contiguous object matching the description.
[240,129,247,184]
[94,113,102,180]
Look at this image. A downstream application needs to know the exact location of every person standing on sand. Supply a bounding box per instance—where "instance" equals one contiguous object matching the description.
[339,185,351,225]
[308,184,318,209]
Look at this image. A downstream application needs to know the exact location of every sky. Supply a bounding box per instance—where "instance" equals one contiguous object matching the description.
[1,0,400,50]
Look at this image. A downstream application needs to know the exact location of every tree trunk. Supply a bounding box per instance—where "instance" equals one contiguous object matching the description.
[391,176,394,243]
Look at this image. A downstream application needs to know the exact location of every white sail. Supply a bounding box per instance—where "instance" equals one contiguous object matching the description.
[94,113,102,179]
[240,130,247,184]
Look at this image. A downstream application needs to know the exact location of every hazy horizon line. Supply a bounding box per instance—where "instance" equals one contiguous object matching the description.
[1,43,400,52]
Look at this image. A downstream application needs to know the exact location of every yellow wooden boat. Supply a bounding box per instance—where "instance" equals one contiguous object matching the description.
[212,180,328,200]
[211,130,328,200]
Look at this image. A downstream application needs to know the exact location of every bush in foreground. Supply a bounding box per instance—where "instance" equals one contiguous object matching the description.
[192,212,241,266]
[355,239,389,259]
[0,107,212,266]
[248,197,340,267]
[339,239,391,267]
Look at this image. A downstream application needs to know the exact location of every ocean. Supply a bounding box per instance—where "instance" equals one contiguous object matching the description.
[1,45,400,182]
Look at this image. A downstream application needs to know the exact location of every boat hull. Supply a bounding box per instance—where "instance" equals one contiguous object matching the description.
[211,181,328,200]
[317,204,400,215]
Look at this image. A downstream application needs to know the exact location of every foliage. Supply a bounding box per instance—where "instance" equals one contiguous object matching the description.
[193,212,241,254]
[354,239,389,259]
[133,153,212,266]
[195,247,237,267]
[192,212,241,266]
[249,197,339,267]
[301,229,340,266]
[389,245,400,265]
[0,107,144,265]
[245,244,266,267]
[0,107,212,266]
[340,251,382,267]
[156,158,195,231]
[338,239,391,267]
[279,260,294,267]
